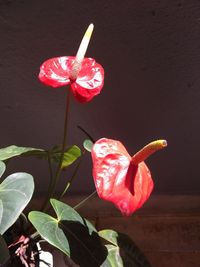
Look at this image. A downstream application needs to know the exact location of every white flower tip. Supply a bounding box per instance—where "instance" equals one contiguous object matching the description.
[76,23,94,62]
[85,23,94,39]
[70,24,95,80]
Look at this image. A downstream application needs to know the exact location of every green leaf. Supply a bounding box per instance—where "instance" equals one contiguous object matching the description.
[22,149,47,158]
[99,229,119,247]
[0,145,44,161]
[0,200,3,227]
[101,245,123,267]
[0,171,34,234]
[83,139,94,152]
[0,234,10,264]
[99,230,152,267]
[50,145,81,168]
[20,144,81,169]
[30,211,70,254]
[0,161,6,178]
[29,199,107,266]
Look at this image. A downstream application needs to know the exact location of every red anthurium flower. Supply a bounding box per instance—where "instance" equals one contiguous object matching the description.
[39,56,104,103]
[91,138,167,216]
[38,24,104,103]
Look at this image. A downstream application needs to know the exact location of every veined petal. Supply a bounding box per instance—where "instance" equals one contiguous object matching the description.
[38,56,104,103]
[92,138,154,216]
[71,58,104,103]
[38,56,74,88]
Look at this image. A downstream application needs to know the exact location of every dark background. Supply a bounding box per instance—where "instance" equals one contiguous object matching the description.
[0,0,199,195]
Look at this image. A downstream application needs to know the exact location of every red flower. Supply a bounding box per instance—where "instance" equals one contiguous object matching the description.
[39,56,104,103]
[38,24,104,103]
[91,138,167,216]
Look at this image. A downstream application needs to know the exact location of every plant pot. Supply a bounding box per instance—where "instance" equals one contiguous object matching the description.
[36,243,53,267]
[1,242,53,267]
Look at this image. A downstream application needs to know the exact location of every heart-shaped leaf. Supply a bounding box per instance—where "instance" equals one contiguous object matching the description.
[0,145,44,161]
[99,229,152,267]
[29,211,70,255]
[101,245,123,267]
[0,234,10,264]
[0,161,6,178]
[0,145,81,170]
[50,145,81,168]
[29,199,107,266]
[0,171,34,234]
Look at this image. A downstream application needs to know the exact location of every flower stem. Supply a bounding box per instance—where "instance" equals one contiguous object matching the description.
[73,190,97,210]
[40,151,54,211]
[42,89,71,211]
[77,125,95,142]
[52,89,71,192]
[58,151,85,200]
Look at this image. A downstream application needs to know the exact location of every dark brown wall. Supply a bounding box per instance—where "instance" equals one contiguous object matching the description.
[0,0,200,194]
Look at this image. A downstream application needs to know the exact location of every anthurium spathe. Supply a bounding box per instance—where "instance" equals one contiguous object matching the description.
[39,24,104,103]
[91,138,167,216]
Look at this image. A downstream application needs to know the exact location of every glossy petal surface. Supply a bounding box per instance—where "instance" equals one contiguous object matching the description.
[92,138,154,216]
[39,57,104,103]
[39,56,73,87]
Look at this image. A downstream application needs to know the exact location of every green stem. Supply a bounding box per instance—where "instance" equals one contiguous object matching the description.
[73,190,97,210]
[30,231,39,239]
[42,89,71,211]
[40,151,54,211]
[47,151,54,192]
[77,125,95,142]
[58,151,85,200]
[52,89,71,192]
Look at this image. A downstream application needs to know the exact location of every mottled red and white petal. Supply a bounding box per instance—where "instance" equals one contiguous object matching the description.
[71,58,104,102]
[39,56,74,88]
[38,56,104,103]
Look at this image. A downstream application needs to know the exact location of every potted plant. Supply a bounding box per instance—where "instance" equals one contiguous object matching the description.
[0,24,167,267]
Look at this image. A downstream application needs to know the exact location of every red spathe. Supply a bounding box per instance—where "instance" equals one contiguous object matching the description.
[39,56,104,103]
[91,138,154,216]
